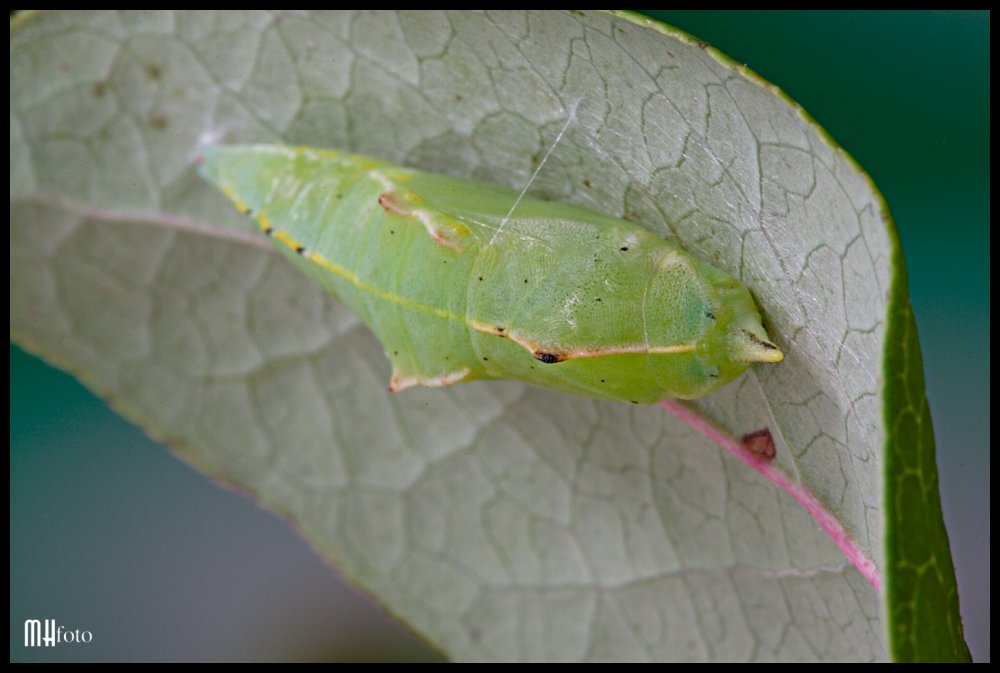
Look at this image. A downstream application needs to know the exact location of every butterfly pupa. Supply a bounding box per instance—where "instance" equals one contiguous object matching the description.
[200,144,782,403]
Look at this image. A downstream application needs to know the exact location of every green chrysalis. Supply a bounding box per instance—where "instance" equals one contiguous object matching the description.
[199,144,782,403]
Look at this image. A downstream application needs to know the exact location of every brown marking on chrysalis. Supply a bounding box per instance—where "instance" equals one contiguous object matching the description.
[742,428,776,461]
[389,367,471,393]
[470,322,508,338]
[377,191,464,252]
[378,192,404,214]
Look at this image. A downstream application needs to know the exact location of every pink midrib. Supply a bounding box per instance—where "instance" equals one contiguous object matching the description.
[659,400,880,591]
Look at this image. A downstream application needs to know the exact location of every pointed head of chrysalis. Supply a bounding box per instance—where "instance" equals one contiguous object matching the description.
[699,265,783,393]
[632,255,782,400]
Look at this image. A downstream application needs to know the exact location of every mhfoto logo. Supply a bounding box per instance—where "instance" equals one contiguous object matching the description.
[23,619,93,647]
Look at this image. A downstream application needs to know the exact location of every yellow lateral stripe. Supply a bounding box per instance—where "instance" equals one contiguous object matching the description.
[259,219,464,323]
[257,212,697,360]
[305,250,463,322]
[470,322,696,360]
[222,185,251,215]
[274,230,300,251]
[562,342,697,358]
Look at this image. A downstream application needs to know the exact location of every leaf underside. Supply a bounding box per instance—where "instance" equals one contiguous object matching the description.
[10,10,967,661]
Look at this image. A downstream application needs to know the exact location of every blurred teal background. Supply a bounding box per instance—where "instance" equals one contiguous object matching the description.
[10,11,988,662]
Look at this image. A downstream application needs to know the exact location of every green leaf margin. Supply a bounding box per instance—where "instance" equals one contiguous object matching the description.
[881,222,970,661]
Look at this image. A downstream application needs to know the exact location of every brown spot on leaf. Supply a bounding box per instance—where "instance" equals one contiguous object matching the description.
[145,63,162,80]
[91,81,108,98]
[742,428,776,461]
[148,114,169,131]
